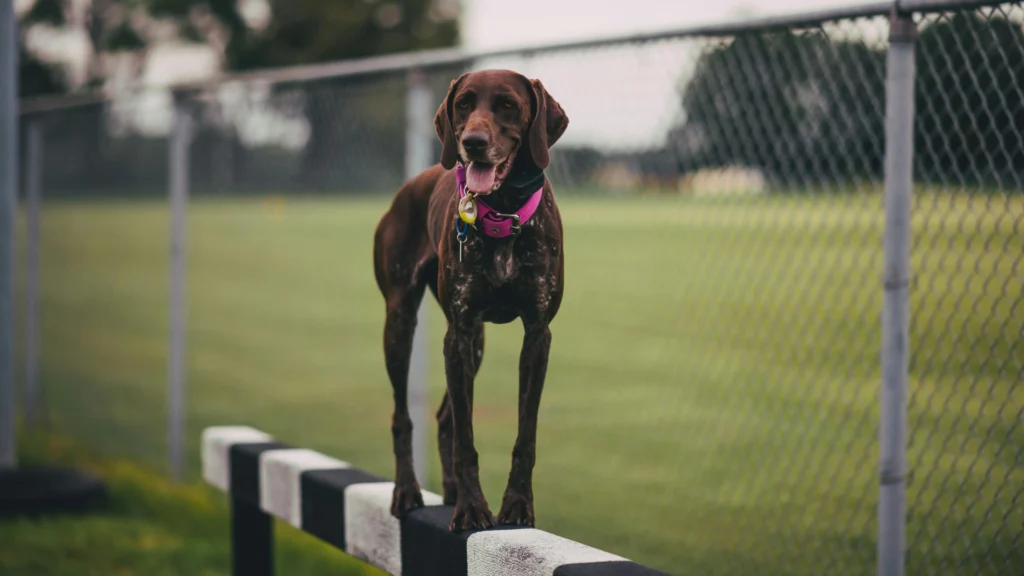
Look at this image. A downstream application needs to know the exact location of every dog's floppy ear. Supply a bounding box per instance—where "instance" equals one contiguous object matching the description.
[527,78,569,170]
[434,73,468,170]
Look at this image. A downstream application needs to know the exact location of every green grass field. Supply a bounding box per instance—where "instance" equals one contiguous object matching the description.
[11,190,1021,575]
[1,435,385,576]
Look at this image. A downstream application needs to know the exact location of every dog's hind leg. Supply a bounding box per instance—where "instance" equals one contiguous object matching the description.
[374,187,439,518]
[436,323,483,506]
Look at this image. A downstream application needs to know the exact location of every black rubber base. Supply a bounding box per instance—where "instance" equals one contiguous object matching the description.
[0,467,108,518]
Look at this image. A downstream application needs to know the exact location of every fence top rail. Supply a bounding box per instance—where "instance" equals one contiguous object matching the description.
[19,0,1016,115]
[896,0,1012,12]
[20,0,897,115]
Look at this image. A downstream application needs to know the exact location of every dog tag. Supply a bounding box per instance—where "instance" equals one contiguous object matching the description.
[458,194,477,225]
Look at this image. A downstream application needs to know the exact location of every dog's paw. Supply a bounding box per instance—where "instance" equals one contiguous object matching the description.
[449,498,494,532]
[390,483,424,518]
[497,492,535,527]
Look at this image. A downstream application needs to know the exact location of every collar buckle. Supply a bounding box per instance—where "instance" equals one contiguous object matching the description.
[493,212,522,235]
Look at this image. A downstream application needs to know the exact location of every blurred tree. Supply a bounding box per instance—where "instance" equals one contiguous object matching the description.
[18,0,68,97]
[19,51,66,98]
[146,0,461,190]
[18,0,150,97]
[675,12,1024,191]
[20,0,462,193]
[915,12,1024,188]
[672,30,885,189]
[238,0,458,190]
[154,0,460,71]
[18,0,154,193]
[19,0,459,94]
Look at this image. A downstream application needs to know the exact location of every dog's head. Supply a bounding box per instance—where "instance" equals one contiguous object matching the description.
[434,69,568,195]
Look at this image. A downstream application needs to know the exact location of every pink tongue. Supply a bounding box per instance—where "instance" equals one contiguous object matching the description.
[466,162,497,194]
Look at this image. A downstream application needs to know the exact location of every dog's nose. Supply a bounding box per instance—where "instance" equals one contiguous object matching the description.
[461,131,489,154]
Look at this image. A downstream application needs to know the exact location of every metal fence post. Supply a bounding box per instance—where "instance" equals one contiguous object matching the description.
[24,118,42,428]
[406,69,434,487]
[168,92,192,480]
[879,7,915,576]
[0,0,19,469]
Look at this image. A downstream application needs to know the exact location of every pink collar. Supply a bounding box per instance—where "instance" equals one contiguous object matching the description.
[456,164,544,239]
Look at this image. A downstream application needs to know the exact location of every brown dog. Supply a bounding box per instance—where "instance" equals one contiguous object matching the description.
[372,69,569,532]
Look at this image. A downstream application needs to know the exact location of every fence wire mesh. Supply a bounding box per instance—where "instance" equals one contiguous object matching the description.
[19,97,173,471]
[14,2,1023,576]
[906,4,1024,576]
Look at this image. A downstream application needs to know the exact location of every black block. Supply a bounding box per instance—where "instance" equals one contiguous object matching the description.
[228,441,291,505]
[299,467,387,549]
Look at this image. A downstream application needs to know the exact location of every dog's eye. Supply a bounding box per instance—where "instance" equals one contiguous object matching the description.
[456,101,469,110]
[503,101,514,109]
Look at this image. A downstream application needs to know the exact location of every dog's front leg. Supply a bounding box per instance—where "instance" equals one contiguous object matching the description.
[444,319,494,531]
[497,321,551,527]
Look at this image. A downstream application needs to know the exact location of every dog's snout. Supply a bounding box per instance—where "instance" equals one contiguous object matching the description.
[461,131,489,154]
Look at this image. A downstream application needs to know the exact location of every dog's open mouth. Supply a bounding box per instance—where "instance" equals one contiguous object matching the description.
[465,153,515,195]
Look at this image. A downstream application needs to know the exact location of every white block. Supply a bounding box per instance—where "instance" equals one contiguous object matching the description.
[467,528,626,576]
[201,426,273,491]
[344,482,443,576]
[259,448,351,527]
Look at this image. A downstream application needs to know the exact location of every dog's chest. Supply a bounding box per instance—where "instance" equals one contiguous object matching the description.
[448,229,558,318]
[481,226,554,286]
[487,240,518,285]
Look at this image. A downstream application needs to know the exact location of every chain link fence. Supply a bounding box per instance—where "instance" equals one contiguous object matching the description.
[905,4,1023,575]
[10,1,1022,575]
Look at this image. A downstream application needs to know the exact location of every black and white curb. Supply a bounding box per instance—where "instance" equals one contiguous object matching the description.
[202,426,671,576]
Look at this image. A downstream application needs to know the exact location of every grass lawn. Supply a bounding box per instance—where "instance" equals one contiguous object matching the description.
[0,434,384,576]
[14,190,1022,575]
